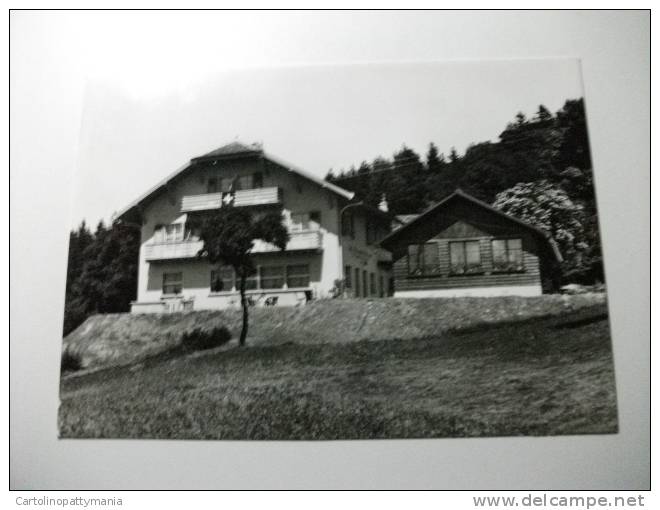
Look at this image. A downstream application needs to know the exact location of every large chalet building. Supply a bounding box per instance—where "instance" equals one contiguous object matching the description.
[117,142,393,313]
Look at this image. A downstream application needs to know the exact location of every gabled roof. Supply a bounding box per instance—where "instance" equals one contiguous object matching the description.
[116,142,354,221]
[379,189,562,262]
[192,141,261,160]
[261,150,354,201]
[395,214,419,226]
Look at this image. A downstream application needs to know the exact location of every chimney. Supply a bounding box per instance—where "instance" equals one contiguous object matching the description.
[378,194,389,213]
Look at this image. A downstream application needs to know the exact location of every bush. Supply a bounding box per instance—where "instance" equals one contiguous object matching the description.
[61,348,83,373]
[181,327,232,352]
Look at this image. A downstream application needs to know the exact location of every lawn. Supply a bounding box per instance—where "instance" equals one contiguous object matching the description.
[59,304,617,439]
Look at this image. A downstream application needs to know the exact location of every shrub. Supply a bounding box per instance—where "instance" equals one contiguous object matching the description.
[181,326,232,352]
[61,347,83,373]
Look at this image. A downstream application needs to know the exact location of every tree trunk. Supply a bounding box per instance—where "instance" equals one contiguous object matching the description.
[239,274,248,346]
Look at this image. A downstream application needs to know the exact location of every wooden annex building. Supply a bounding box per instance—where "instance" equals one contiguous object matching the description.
[379,190,562,298]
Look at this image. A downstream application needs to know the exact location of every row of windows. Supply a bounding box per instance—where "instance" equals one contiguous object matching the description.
[207,173,263,193]
[343,265,386,298]
[341,213,388,245]
[153,213,386,245]
[162,264,311,295]
[408,238,524,276]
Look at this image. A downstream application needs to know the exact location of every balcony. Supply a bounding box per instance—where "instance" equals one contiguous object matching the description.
[144,240,204,261]
[144,231,322,261]
[252,230,323,253]
[181,187,282,213]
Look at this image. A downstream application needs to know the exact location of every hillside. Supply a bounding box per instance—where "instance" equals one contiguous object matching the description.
[63,294,606,370]
[59,304,617,440]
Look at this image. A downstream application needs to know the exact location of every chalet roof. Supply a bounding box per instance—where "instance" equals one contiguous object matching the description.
[116,142,354,221]
[193,141,261,160]
[380,189,563,262]
[395,214,420,226]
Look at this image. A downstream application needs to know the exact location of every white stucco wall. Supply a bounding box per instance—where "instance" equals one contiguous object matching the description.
[340,211,392,298]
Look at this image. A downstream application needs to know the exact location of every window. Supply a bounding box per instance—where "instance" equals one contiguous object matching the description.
[290,212,320,232]
[237,174,253,190]
[210,266,234,293]
[366,220,385,245]
[370,273,376,296]
[363,270,368,297]
[449,241,483,275]
[366,220,376,245]
[344,265,352,289]
[492,239,524,272]
[342,212,355,238]
[379,274,384,297]
[189,226,201,240]
[165,223,184,243]
[220,177,234,192]
[407,243,440,276]
[354,268,361,296]
[290,213,311,232]
[244,271,258,290]
[162,272,183,295]
[209,174,261,193]
[230,268,258,290]
[154,223,185,243]
[260,266,285,289]
[287,264,310,288]
[408,244,420,275]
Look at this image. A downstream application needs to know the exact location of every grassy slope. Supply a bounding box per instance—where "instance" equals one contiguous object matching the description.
[65,294,607,369]
[59,305,617,439]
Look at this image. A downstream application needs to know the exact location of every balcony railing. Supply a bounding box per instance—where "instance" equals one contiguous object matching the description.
[144,240,204,261]
[145,231,322,261]
[252,230,323,253]
[181,187,281,212]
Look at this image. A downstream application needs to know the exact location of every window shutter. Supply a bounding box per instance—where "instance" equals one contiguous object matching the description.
[423,243,439,273]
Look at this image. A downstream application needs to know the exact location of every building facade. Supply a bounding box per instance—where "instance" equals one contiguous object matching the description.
[380,190,562,298]
[117,142,393,313]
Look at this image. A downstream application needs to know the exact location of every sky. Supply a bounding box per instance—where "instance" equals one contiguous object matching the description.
[73,57,583,228]
[24,10,589,228]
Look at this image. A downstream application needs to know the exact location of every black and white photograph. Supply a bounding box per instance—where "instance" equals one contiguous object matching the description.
[10,6,653,494]
[57,57,617,441]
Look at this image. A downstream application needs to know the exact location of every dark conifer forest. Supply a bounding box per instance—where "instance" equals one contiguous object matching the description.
[326,98,602,286]
[63,220,140,335]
